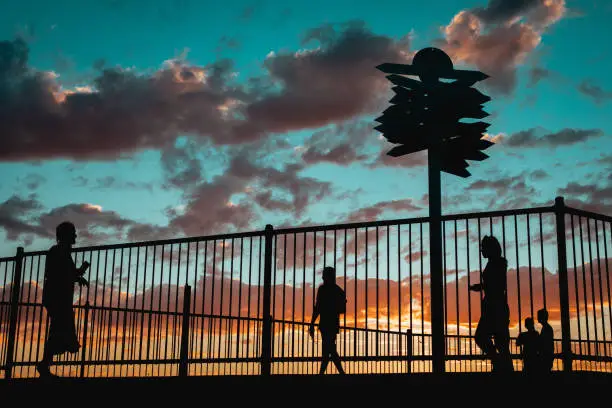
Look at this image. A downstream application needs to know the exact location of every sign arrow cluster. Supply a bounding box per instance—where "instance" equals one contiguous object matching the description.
[374,63,494,178]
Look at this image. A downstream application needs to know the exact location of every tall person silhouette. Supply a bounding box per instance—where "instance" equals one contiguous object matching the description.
[309,266,346,375]
[469,235,513,372]
[37,222,89,378]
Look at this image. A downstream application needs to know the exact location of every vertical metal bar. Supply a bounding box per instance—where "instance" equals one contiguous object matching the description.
[454,220,460,368]
[237,238,243,374]
[247,238,253,374]
[354,228,357,363]
[398,224,402,373]
[80,302,90,378]
[179,285,191,377]
[603,223,612,359]
[579,217,591,356]
[175,244,182,372]
[387,226,391,363]
[527,215,534,319]
[272,234,277,373]
[282,234,287,370]
[376,226,379,366]
[218,240,226,374]
[587,218,599,364]
[343,229,347,373]
[570,215,583,360]
[312,232,316,374]
[539,213,547,309]
[292,234,297,371]
[514,216,522,334]
[595,220,606,361]
[228,239,234,374]
[208,241,217,374]
[302,232,306,374]
[554,197,572,372]
[5,247,24,379]
[261,225,274,376]
[420,222,424,368]
[365,227,369,365]
[466,220,472,355]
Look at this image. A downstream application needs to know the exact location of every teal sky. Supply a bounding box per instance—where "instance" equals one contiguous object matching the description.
[1,0,611,257]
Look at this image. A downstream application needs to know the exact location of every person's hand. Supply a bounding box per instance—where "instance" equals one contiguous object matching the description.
[79,261,90,275]
[308,325,315,339]
[77,276,89,287]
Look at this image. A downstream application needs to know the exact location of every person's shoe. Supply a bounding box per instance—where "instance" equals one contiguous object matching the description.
[37,363,59,378]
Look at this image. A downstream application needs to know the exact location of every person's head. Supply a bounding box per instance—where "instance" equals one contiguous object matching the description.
[56,222,77,245]
[322,266,335,285]
[537,308,549,324]
[481,235,502,259]
[525,317,535,331]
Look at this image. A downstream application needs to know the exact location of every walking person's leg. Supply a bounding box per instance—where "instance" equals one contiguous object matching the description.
[328,332,345,374]
[320,331,332,374]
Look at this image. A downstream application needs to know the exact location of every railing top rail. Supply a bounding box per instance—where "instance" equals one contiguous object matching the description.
[565,206,612,223]
[274,205,556,235]
[20,229,266,257]
[11,201,571,257]
[0,256,16,263]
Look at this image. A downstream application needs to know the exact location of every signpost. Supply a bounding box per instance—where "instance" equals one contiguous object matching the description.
[375,47,493,373]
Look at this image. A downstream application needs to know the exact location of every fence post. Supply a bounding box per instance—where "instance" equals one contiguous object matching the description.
[5,247,24,379]
[554,196,573,372]
[261,224,274,376]
[406,329,412,374]
[80,301,90,378]
[179,285,192,377]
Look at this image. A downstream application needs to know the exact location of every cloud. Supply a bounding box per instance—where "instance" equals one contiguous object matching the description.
[577,80,612,104]
[0,22,412,163]
[346,199,422,223]
[527,66,552,87]
[299,121,372,166]
[504,128,604,148]
[0,195,49,243]
[437,0,566,94]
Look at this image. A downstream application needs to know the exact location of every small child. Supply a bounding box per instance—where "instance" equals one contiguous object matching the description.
[537,308,554,373]
[516,317,539,373]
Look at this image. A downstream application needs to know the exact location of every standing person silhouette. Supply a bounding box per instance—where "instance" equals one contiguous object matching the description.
[516,317,540,374]
[469,235,513,372]
[309,266,346,375]
[537,308,554,373]
[37,222,89,378]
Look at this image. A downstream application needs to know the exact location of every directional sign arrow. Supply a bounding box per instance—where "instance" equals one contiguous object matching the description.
[387,142,429,157]
[376,63,490,83]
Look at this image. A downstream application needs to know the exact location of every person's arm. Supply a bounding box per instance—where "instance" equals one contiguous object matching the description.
[309,289,321,338]
[469,283,482,292]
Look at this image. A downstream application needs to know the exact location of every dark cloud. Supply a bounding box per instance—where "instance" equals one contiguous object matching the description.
[577,80,612,104]
[19,173,46,190]
[504,128,604,148]
[559,182,612,212]
[527,66,552,87]
[345,199,422,223]
[437,0,566,94]
[299,121,372,166]
[0,195,49,243]
[0,22,411,163]
[368,149,428,169]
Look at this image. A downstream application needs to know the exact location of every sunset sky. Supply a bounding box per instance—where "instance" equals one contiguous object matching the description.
[1,0,611,258]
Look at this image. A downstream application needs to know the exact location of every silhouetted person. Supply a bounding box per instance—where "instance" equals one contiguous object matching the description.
[469,235,513,372]
[37,222,89,378]
[309,266,346,375]
[516,317,539,373]
[537,308,554,373]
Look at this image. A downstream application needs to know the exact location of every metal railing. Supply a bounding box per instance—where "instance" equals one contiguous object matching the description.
[1,196,610,378]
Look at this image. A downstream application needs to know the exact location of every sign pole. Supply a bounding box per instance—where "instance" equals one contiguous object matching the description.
[428,142,445,374]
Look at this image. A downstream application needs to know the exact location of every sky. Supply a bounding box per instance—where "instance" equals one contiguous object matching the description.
[1,0,612,258]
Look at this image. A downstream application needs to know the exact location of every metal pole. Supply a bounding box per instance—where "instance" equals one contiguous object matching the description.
[428,146,446,374]
[80,301,90,378]
[554,196,573,372]
[179,285,192,377]
[261,224,274,376]
[5,247,24,379]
